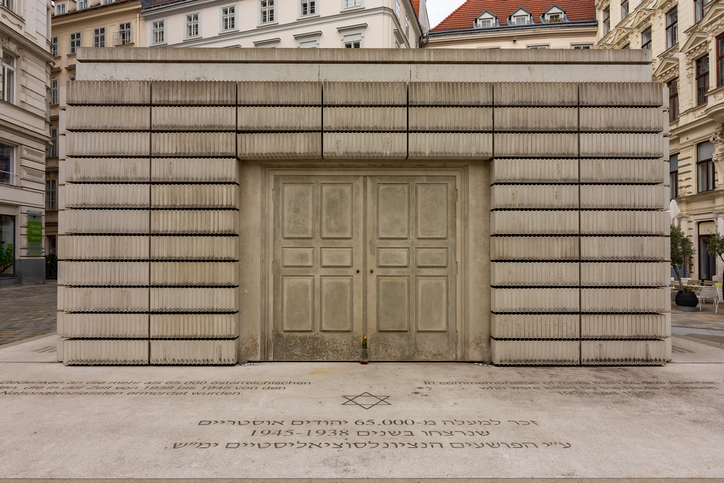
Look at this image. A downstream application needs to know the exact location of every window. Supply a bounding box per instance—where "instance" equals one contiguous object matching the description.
[260,0,275,23]
[603,6,610,35]
[718,34,724,87]
[51,37,58,57]
[527,45,548,49]
[405,14,409,37]
[621,0,628,18]
[70,32,81,54]
[300,0,315,16]
[477,17,494,28]
[2,0,14,12]
[696,55,709,106]
[119,22,132,45]
[0,215,15,275]
[666,8,678,49]
[152,20,165,44]
[697,141,715,192]
[46,179,57,211]
[186,13,199,38]
[50,80,58,105]
[694,0,711,23]
[94,27,105,47]
[513,14,529,25]
[572,44,593,49]
[547,12,562,22]
[395,0,400,17]
[55,2,66,14]
[670,154,679,200]
[1,53,15,104]
[47,128,58,158]
[641,27,652,49]
[221,6,236,30]
[668,78,679,121]
[345,41,361,48]
[0,143,15,185]
[78,0,88,9]
[101,0,115,4]
[343,0,361,8]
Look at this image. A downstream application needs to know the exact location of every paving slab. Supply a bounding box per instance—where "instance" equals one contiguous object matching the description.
[1,336,724,479]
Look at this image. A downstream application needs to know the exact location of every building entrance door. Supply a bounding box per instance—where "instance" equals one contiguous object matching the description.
[272,174,457,361]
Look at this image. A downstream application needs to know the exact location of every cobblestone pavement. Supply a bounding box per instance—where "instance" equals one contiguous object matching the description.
[0,282,57,347]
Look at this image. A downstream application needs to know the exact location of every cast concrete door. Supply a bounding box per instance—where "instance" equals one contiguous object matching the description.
[273,175,456,361]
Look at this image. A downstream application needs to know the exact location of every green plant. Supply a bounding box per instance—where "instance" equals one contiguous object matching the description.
[45,253,58,266]
[706,232,724,283]
[671,223,695,292]
[0,242,14,274]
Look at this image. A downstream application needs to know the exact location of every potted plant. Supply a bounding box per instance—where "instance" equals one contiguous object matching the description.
[671,224,697,311]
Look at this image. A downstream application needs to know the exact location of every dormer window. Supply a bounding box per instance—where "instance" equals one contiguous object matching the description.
[543,5,566,23]
[510,8,532,25]
[547,12,562,21]
[474,10,497,29]
[478,18,493,28]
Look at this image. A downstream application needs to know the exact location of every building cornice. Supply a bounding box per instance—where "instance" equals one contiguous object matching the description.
[0,23,54,62]
[429,19,597,38]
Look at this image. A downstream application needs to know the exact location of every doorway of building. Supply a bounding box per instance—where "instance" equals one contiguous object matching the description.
[699,234,717,281]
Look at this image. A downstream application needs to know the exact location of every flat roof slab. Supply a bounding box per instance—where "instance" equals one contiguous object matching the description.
[1,335,722,479]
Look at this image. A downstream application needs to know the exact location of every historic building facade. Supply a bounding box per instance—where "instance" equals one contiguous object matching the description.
[426,0,596,50]
[1,0,52,284]
[597,0,724,281]
[141,0,427,49]
[55,48,670,366]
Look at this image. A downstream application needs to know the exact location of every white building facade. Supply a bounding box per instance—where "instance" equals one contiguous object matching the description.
[141,0,427,49]
[1,0,53,284]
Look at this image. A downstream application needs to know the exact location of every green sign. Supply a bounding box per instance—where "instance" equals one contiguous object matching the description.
[27,211,42,257]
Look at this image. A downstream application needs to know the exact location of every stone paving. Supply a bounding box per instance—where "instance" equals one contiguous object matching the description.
[0,282,57,346]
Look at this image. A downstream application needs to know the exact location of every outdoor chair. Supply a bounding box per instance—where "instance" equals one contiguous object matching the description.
[717,287,723,315]
[697,286,718,311]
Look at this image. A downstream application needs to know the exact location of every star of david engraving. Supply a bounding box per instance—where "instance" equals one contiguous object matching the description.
[342,392,391,410]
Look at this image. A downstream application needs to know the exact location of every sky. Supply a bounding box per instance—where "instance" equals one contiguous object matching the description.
[426,0,467,29]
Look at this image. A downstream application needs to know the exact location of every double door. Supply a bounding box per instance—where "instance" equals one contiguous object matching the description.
[272,174,457,361]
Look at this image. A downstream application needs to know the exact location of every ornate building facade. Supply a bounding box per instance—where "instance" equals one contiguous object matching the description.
[597,0,724,281]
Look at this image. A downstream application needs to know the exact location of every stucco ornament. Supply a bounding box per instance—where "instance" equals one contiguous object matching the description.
[712,127,724,183]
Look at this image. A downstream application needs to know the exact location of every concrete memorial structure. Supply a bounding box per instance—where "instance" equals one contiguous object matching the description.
[56,48,670,366]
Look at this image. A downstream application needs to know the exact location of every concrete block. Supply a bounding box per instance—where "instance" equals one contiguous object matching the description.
[151,185,239,209]
[64,210,150,235]
[150,236,239,260]
[150,339,237,365]
[491,185,578,210]
[151,81,236,105]
[494,133,578,157]
[408,107,493,131]
[61,313,149,338]
[59,235,150,260]
[58,261,150,286]
[581,262,670,287]
[491,262,579,286]
[580,211,668,235]
[150,313,238,338]
[580,108,664,132]
[238,133,322,159]
[579,82,663,107]
[323,107,407,132]
[67,132,150,157]
[491,339,580,365]
[66,106,150,131]
[491,314,580,339]
[491,159,578,184]
[663,162,670,186]
[152,158,238,183]
[150,287,238,312]
[152,133,236,157]
[581,288,669,312]
[581,314,669,339]
[409,82,493,106]
[152,107,236,131]
[66,81,150,105]
[62,287,149,312]
[408,133,492,159]
[580,158,665,184]
[150,262,238,286]
[495,108,578,132]
[237,81,321,106]
[63,339,149,365]
[323,133,406,159]
[490,236,579,260]
[580,133,664,158]
[65,184,150,209]
[150,211,238,235]
[491,288,579,313]
[494,82,578,106]
[323,82,407,106]
[238,106,321,131]
[490,211,579,235]
[581,236,666,261]
[580,185,668,210]
[580,340,667,365]
[66,158,151,183]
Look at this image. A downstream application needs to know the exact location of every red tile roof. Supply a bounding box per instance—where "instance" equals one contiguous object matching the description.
[431,0,595,31]
[411,0,420,16]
